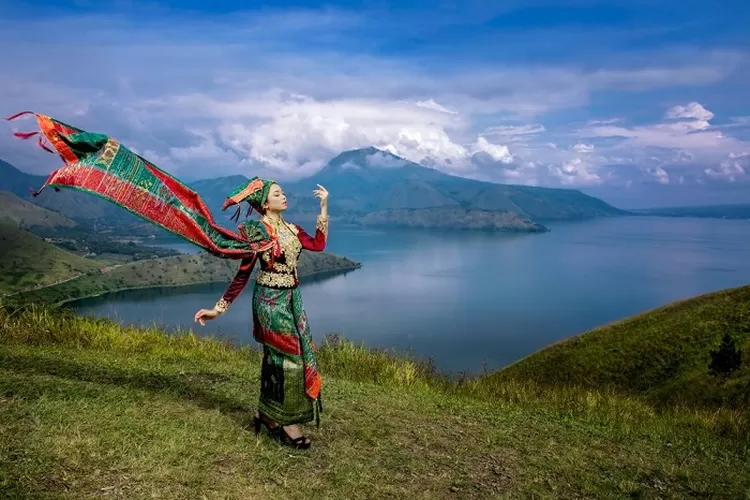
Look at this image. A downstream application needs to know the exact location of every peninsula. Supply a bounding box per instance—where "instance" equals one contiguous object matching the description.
[0,221,361,306]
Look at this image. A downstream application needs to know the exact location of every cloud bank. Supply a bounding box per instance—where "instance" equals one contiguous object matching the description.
[1,2,749,206]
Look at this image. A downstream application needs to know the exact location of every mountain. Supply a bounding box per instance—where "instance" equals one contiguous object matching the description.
[283,147,627,221]
[0,160,169,235]
[359,207,548,232]
[632,203,750,220]
[188,174,258,224]
[0,190,77,229]
[1,148,625,233]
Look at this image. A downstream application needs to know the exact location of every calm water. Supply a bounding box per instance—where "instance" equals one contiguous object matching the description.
[73,217,750,375]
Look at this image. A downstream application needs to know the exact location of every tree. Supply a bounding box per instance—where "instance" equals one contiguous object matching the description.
[709,333,743,378]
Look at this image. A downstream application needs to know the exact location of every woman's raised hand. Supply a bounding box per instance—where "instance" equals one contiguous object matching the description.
[313,184,328,206]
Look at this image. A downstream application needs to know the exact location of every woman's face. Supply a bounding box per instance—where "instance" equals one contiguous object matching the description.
[265,183,288,213]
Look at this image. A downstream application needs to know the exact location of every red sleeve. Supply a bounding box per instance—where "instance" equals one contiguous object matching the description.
[220,254,258,305]
[294,222,327,252]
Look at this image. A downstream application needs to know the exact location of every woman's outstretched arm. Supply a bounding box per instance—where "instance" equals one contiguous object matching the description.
[214,254,258,313]
[195,254,258,324]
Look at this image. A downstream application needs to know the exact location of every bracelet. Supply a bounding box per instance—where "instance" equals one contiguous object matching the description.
[214,298,229,315]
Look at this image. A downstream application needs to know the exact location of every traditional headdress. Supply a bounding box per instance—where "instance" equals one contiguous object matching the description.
[221,176,276,222]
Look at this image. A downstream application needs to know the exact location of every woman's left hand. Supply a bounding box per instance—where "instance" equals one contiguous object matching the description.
[313,184,329,207]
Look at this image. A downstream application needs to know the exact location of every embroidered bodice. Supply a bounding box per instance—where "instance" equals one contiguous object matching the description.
[256,216,305,288]
[214,215,329,312]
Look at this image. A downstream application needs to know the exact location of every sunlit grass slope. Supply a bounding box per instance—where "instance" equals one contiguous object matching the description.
[488,285,750,411]
[0,303,748,499]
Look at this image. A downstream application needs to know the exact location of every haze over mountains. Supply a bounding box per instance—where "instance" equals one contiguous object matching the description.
[1,147,628,233]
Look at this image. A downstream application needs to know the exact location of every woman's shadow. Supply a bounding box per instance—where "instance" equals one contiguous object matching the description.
[1,348,259,430]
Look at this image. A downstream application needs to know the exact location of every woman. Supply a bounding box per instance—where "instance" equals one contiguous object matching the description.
[7,111,329,450]
[194,178,329,450]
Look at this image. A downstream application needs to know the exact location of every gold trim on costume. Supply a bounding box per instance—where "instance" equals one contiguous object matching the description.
[256,270,297,288]
[214,298,229,314]
[261,216,303,275]
[316,215,329,239]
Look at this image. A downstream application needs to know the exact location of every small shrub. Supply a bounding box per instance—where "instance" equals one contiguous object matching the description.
[709,333,743,378]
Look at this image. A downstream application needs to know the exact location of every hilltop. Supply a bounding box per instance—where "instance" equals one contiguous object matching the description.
[0,190,77,229]
[488,285,750,411]
[0,221,102,295]
[0,297,747,498]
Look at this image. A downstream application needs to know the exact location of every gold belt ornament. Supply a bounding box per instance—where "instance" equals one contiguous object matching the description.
[256,270,297,289]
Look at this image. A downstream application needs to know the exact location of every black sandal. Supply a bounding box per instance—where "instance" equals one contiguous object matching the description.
[272,426,311,450]
[252,413,279,436]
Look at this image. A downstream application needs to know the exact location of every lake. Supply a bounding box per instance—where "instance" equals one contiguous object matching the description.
[72,216,750,375]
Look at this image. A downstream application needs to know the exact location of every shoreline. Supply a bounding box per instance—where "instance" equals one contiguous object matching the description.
[57,263,363,307]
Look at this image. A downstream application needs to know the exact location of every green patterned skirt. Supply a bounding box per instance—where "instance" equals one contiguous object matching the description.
[252,284,322,426]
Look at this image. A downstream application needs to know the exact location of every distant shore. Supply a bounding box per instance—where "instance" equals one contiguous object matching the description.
[58,263,363,307]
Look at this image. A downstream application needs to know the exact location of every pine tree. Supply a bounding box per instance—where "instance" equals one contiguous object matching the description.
[709,333,743,378]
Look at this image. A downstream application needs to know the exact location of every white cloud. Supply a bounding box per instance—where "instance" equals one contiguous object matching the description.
[160,92,472,175]
[705,153,749,182]
[572,143,595,153]
[0,7,748,198]
[472,137,514,164]
[665,101,715,121]
[645,166,670,184]
[553,157,601,185]
[415,99,458,114]
[365,150,408,168]
[579,102,744,152]
[587,118,622,126]
[573,103,750,187]
[481,124,546,139]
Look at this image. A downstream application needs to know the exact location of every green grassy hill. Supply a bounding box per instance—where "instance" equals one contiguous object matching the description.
[0,303,748,499]
[14,250,361,306]
[0,222,103,295]
[0,190,77,229]
[487,286,750,411]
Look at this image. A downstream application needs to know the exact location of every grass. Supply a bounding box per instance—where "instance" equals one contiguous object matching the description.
[0,222,102,296]
[1,303,749,499]
[488,285,750,413]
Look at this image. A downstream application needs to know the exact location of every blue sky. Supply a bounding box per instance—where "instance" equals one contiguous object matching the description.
[1,0,749,208]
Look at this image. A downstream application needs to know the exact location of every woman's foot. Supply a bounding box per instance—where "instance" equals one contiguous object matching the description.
[252,411,278,435]
[277,425,311,449]
[254,412,311,449]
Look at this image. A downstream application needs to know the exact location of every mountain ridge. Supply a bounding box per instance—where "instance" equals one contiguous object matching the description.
[1,148,627,232]
[0,190,77,229]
